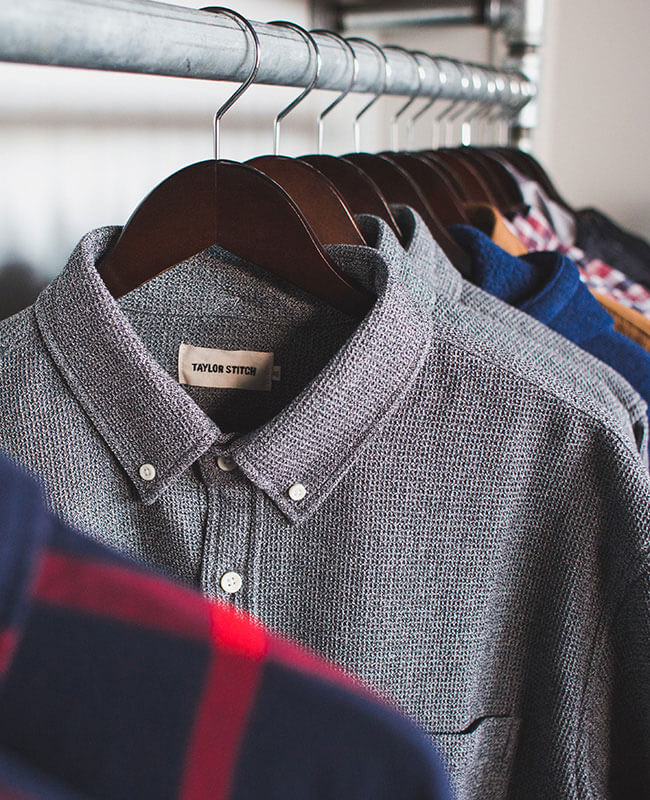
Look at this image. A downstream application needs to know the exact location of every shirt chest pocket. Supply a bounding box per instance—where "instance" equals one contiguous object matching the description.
[432,716,521,800]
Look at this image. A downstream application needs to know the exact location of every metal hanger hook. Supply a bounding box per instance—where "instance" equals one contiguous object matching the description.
[201,7,261,160]
[470,69,498,145]
[433,60,464,148]
[458,65,489,146]
[484,74,508,144]
[443,61,475,146]
[407,52,444,150]
[310,29,358,154]
[346,37,391,153]
[382,45,425,152]
[268,21,321,155]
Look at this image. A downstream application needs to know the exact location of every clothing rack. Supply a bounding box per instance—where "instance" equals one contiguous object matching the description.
[0,0,533,128]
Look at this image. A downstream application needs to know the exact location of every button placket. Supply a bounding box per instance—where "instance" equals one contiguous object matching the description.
[198,452,254,605]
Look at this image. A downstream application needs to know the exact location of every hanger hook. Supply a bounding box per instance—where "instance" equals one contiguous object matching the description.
[268,21,321,155]
[470,69,497,145]
[444,61,476,146]
[346,37,391,152]
[382,45,425,152]
[430,59,457,148]
[433,60,467,147]
[201,7,261,160]
[485,74,508,144]
[405,52,442,149]
[458,65,487,146]
[310,29,358,154]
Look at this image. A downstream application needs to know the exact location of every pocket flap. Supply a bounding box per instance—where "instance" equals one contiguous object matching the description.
[434,716,521,800]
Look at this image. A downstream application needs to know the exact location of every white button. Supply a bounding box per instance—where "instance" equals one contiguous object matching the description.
[288,482,306,502]
[220,571,243,594]
[217,455,237,472]
[139,463,156,481]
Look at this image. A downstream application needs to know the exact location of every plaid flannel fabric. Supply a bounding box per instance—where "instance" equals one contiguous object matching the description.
[513,209,650,317]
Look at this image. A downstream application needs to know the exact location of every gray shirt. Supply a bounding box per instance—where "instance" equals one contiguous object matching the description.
[0,226,649,799]
[368,204,648,462]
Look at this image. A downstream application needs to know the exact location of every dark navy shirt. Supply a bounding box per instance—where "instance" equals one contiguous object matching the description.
[576,207,650,290]
[449,224,650,423]
[0,453,450,800]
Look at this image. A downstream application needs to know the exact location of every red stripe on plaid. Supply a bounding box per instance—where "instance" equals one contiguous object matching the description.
[0,630,18,676]
[180,646,262,800]
[266,634,369,696]
[209,601,267,661]
[34,552,211,641]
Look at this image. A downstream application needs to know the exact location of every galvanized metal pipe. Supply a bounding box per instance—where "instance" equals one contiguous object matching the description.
[0,0,531,111]
[340,5,482,31]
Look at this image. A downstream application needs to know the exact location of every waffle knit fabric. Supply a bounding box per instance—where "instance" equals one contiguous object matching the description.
[0,226,649,799]
[377,205,648,462]
[448,223,650,427]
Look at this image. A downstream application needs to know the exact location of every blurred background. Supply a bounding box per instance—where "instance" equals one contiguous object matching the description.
[1,0,649,317]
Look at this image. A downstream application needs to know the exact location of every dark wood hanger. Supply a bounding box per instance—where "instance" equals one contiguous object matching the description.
[381,152,470,226]
[421,156,471,202]
[343,152,472,277]
[98,159,372,317]
[460,148,528,217]
[425,149,497,207]
[490,147,574,213]
[444,148,512,214]
[246,155,365,245]
[299,154,402,238]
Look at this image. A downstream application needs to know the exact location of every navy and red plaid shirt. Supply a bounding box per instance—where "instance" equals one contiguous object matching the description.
[0,453,450,800]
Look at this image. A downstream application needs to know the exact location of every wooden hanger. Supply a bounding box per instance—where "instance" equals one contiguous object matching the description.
[464,148,527,217]
[297,31,401,238]
[425,149,497,206]
[342,38,471,276]
[437,64,526,216]
[382,152,470,226]
[246,23,365,246]
[300,154,402,237]
[489,147,574,213]
[248,155,365,245]
[97,8,371,318]
[346,153,472,277]
[376,48,470,227]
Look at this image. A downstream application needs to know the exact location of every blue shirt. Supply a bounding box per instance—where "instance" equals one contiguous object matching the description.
[449,224,650,423]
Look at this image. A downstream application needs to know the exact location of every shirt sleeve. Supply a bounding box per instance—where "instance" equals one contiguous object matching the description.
[581,560,650,797]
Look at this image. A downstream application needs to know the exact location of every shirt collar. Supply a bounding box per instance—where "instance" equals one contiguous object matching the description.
[356,204,464,305]
[448,223,616,345]
[35,228,223,505]
[448,224,577,319]
[231,239,433,524]
[35,227,432,520]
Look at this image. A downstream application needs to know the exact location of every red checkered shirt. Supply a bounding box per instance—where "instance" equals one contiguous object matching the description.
[512,208,650,318]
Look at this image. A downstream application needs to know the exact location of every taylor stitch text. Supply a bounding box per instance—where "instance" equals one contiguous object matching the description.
[191,363,257,376]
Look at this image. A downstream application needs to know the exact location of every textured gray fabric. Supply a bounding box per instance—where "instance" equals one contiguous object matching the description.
[0,226,649,799]
[365,204,648,463]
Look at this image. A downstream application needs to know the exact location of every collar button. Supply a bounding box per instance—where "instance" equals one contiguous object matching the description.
[139,463,156,482]
[288,482,307,502]
[217,455,237,472]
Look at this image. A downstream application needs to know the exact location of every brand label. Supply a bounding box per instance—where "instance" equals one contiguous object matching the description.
[178,344,275,391]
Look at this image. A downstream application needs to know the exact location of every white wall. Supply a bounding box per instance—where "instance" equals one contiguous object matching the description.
[536,0,650,236]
